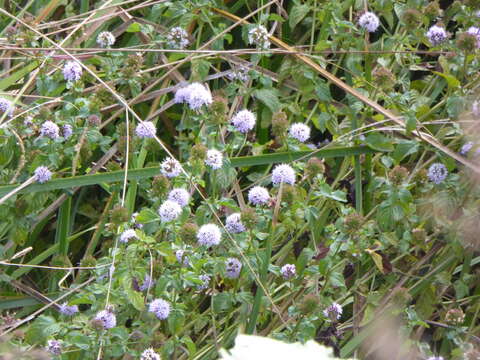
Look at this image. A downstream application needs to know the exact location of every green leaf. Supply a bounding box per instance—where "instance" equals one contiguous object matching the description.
[136,208,159,223]
[0,61,40,90]
[432,71,460,89]
[253,88,281,113]
[289,3,310,29]
[126,22,141,32]
[212,293,233,313]
[315,183,347,202]
[365,133,394,152]
[315,81,332,102]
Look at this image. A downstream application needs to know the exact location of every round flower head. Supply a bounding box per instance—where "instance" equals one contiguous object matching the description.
[0,97,14,117]
[288,123,311,143]
[95,309,116,329]
[427,162,448,184]
[174,86,190,104]
[141,348,161,360]
[160,157,182,178]
[168,188,190,207]
[46,339,62,355]
[148,298,171,320]
[135,121,156,138]
[225,213,246,234]
[248,186,270,205]
[139,274,155,291]
[467,26,480,47]
[59,303,79,316]
[460,141,474,155]
[271,164,296,185]
[426,25,448,46]
[225,258,242,279]
[197,274,211,290]
[358,12,380,32]
[231,109,256,133]
[323,302,343,321]
[158,200,182,222]
[175,249,190,266]
[62,124,73,139]
[34,166,52,183]
[63,60,82,82]
[40,120,60,139]
[280,264,296,280]
[227,65,250,82]
[120,229,137,243]
[205,149,223,169]
[166,27,189,49]
[97,31,115,47]
[174,83,212,110]
[197,223,222,247]
[248,25,270,48]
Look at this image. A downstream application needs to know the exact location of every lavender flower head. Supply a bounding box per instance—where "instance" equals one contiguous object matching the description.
[40,120,60,139]
[231,109,256,133]
[158,200,182,222]
[280,264,296,280]
[34,166,52,183]
[139,274,155,291]
[426,25,448,45]
[205,149,223,169]
[225,213,246,234]
[97,31,115,47]
[148,298,171,320]
[197,274,211,290]
[160,157,182,178]
[0,97,14,117]
[63,60,82,82]
[248,186,270,205]
[141,348,161,360]
[427,163,448,184]
[59,303,79,316]
[467,26,480,47]
[95,309,116,329]
[197,223,222,247]
[135,121,156,138]
[227,65,250,82]
[175,249,190,266]
[62,124,73,139]
[174,83,212,110]
[323,302,343,321]
[46,339,62,355]
[271,164,296,186]
[289,123,311,143]
[167,27,190,49]
[358,12,380,32]
[120,229,137,243]
[168,188,190,207]
[248,25,270,48]
[225,257,242,279]
[460,141,474,155]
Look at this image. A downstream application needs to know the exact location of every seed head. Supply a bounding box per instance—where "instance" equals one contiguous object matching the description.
[248,25,270,48]
[191,144,208,160]
[180,222,199,243]
[152,175,170,197]
[305,158,325,179]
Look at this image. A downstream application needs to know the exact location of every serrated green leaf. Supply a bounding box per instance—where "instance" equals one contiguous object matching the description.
[253,88,281,112]
[365,133,394,152]
[289,3,310,29]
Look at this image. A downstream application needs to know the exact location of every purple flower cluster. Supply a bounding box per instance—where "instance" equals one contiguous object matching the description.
[197,223,222,247]
[40,120,60,139]
[97,31,115,47]
[139,274,155,291]
[160,157,182,178]
[141,348,161,360]
[168,188,190,207]
[323,302,343,321]
[148,298,171,320]
[231,109,256,133]
[205,149,223,169]
[225,258,242,279]
[248,186,270,205]
[460,141,473,155]
[0,97,14,117]
[135,121,156,138]
[62,124,73,139]
[225,213,246,234]
[427,163,448,184]
[248,25,270,48]
[34,166,52,183]
[227,65,250,82]
[95,309,117,329]
[46,339,62,355]
[174,83,212,110]
[426,25,448,45]
[158,200,182,222]
[271,164,296,185]
[289,123,311,143]
[59,303,79,316]
[358,12,380,32]
[63,60,83,82]
[467,26,480,48]
[175,249,190,266]
[280,264,296,280]
[167,27,189,49]
[120,229,137,243]
[197,274,211,290]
